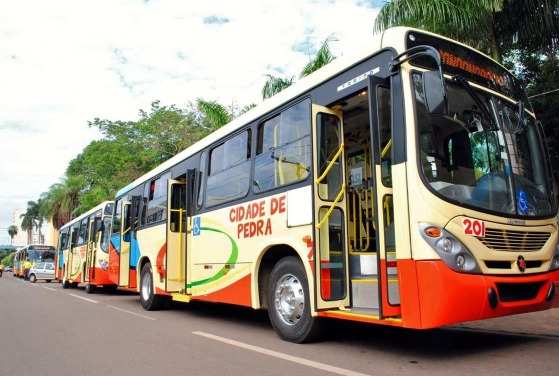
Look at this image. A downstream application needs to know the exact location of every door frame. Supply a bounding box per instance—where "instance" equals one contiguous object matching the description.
[312,104,351,310]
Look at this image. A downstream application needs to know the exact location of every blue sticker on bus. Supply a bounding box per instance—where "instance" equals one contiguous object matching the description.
[193,217,201,236]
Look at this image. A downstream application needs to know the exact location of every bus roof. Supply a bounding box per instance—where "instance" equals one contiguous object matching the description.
[115,26,508,198]
[59,200,113,231]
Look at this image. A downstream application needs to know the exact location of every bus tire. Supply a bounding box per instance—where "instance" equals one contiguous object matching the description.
[140,263,165,311]
[62,279,70,289]
[85,284,96,294]
[267,256,321,343]
[29,274,37,283]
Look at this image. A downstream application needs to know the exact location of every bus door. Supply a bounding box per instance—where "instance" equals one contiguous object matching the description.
[85,218,94,283]
[312,105,350,310]
[368,75,401,318]
[119,200,131,287]
[166,179,188,293]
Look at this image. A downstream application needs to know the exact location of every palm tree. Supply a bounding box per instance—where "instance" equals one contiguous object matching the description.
[262,75,295,99]
[373,0,505,61]
[196,99,232,129]
[40,176,84,229]
[262,38,336,99]
[7,225,18,245]
[20,202,38,244]
[300,38,336,78]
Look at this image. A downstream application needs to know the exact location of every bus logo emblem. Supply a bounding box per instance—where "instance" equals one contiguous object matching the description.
[193,217,201,236]
[517,255,526,272]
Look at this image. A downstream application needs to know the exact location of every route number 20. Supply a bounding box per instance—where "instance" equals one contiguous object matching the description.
[463,218,486,237]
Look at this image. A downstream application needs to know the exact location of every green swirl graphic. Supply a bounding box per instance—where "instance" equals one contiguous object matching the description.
[186,226,238,288]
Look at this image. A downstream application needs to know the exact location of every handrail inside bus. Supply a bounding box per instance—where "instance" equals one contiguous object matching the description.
[316,143,344,185]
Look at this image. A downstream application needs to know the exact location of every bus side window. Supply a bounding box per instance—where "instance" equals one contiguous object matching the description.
[78,218,89,245]
[145,172,171,224]
[377,85,392,187]
[112,199,122,235]
[205,130,252,207]
[197,151,208,210]
[253,99,311,192]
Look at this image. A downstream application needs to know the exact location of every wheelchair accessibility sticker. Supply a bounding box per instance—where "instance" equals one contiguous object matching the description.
[193,217,201,236]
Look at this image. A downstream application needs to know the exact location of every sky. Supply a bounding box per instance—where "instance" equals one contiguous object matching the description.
[0,0,382,244]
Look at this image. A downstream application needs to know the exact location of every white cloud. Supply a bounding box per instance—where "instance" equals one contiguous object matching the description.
[0,0,380,243]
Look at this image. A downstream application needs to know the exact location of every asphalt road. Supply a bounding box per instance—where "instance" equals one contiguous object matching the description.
[1,274,558,376]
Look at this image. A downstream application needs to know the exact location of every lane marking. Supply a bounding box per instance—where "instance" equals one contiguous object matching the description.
[107,305,156,321]
[42,286,57,292]
[192,331,370,376]
[69,293,98,304]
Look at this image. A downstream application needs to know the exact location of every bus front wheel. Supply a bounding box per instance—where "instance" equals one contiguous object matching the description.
[267,256,321,343]
[140,263,165,311]
[62,279,70,289]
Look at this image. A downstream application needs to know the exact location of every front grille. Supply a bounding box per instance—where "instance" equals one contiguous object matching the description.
[477,228,551,252]
[496,282,542,302]
[485,260,511,269]
[484,260,542,269]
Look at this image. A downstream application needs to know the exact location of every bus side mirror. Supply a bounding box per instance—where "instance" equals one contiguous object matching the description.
[422,70,448,115]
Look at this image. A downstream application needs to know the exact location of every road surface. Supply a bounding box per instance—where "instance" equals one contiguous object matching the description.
[1,274,558,376]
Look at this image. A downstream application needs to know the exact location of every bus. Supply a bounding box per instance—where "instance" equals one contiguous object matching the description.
[109,27,559,343]
[13,245,55,278]
[57,201,114,292]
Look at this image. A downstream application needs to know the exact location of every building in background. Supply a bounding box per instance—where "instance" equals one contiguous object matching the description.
[11,209,48,246]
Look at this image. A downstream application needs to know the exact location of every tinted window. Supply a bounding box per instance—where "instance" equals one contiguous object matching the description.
[100,217,112,252]
[145,172,170,224]
[70,224,80,247]
[59,228,70,250]
[206,130,252,207]
[253,99,311,192]
[78,218,88,245]
[197,152,208,209]
[112,200,122,235]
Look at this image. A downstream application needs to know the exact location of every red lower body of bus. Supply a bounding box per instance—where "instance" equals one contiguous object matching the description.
[395,260,558,328]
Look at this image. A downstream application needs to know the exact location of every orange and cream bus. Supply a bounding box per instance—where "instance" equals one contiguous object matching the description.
[110,27,559,342]
[58,201,114,292]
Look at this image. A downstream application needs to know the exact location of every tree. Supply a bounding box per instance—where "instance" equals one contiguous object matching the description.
[374,0,559,63]
[40,176,84,229]
[374,0,504,60]
[20,201,39,244]
[7,225,18,245]
[262,75,295,100]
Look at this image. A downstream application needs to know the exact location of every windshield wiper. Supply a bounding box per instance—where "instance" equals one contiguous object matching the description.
[452,76,496,130]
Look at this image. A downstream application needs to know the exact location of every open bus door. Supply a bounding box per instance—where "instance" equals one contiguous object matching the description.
[119,200,131,287]
[312,104,350,310]
[85,215,99,283]
[368,75,402,318]
[166,179,187,292]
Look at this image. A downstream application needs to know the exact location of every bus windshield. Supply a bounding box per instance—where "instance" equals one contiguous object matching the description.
[413,73,555,217]
[28,248,56,263]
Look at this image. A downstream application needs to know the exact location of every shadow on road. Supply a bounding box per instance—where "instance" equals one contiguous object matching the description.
[167,300,544,357]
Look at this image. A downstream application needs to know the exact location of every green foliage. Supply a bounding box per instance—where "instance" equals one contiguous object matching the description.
[7,225,17,244]
[37,98,247,226]
[300,38,336,78]
[262,74,295,99]
[1,251,14,267]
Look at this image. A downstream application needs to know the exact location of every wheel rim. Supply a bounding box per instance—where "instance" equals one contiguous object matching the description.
[274,273,305,326]
[141,270,152,302]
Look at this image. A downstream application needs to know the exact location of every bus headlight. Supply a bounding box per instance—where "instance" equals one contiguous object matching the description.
[550,243,559,271]
[419,223,481,274]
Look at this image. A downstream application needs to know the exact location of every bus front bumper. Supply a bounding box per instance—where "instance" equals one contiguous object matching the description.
[412,260,559,328]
